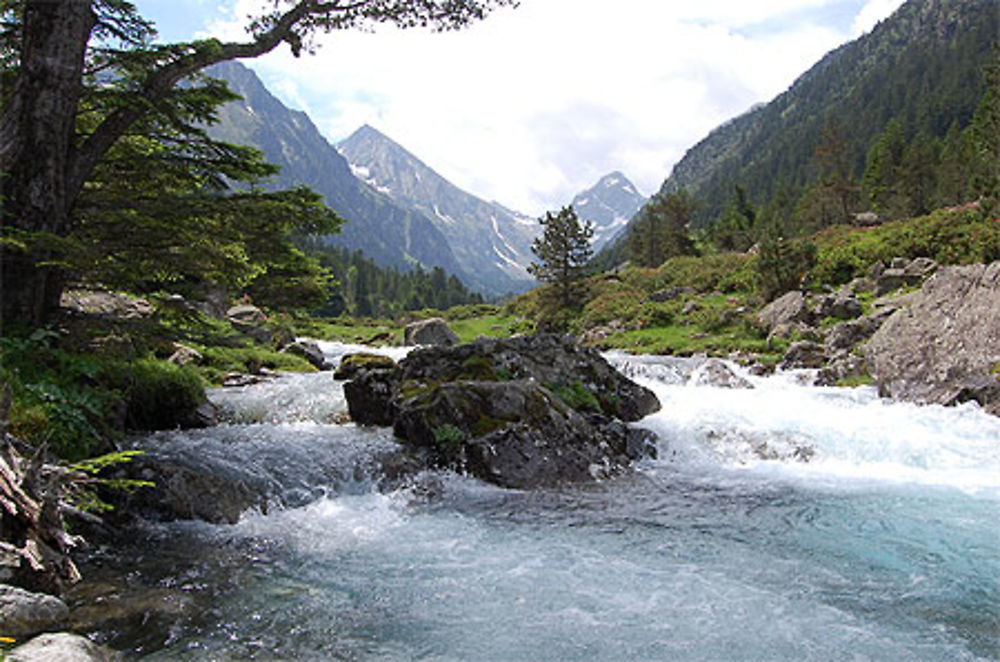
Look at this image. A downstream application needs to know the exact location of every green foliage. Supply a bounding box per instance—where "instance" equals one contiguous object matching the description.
[68,450,154,514]
[432,423,465,457]
[529,206,594,310]
[1,330,123,460]
[755,228,817,301]
[710,186,758,252]
[656,253,756,294]
[811,207,1000,285]
[547,380,600,413]
[0,328,211,459]
[196,344,315,385]
[628,190,698,267]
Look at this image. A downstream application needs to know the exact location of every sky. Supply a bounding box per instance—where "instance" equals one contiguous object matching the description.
[133,0,907,216]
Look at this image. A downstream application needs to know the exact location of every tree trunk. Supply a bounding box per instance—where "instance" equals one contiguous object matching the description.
[0,0,95,331]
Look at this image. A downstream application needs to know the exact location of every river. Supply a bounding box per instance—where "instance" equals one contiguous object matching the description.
[76,342,1000,660]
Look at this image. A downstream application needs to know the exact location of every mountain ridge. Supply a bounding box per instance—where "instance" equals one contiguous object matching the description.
[338,124,539,296]
[206,61,468,285]
[569,171,647,253]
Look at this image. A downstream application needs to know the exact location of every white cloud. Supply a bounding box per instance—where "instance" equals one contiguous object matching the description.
[852,0,907,36]
[199,1,902,216]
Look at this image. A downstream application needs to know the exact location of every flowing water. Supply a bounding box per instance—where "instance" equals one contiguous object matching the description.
[77,342,1000,660]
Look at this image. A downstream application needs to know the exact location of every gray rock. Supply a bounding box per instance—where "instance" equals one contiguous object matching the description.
[875,267,908,296]
[780,341,826,370]
[281,339,329,370]
[865,262,1000,415]
[8,632,120,662]
[225,304,266,325]
[167,343,202,366]
[875,257,939,296]
[344,368,398,426]
[0,584,68,637]
[814,285,863,320]
[60,290,153,320]
[226,304,274,345]
[111,458,268,524]
[404,318,460,346]
[824,308,894,358]
[681,300,700,315]
[815,354,870,387]
[693,359,754,389]
[644,287,683,303]
[903,256,938,280]
[757,291,809,333]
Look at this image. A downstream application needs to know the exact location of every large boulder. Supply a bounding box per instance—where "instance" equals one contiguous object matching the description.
[404,318,459,346]
[7,632,120,662]
[344,335,661,488]
[757,290,810,335]
[108,457,269,525]
[0,584,68,637]
[865,262,1000,415]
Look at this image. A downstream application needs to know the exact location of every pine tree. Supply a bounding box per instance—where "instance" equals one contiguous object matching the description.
[529,206,594,309]
[629,191,698,267]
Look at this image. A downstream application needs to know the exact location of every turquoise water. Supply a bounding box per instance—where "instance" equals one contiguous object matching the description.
[91,347,1000,660]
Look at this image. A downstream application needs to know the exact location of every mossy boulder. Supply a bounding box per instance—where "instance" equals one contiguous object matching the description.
[343,334,661,488]
[334,353,397,381]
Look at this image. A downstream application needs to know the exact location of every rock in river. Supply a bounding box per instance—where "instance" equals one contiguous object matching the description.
[343,334,661,488]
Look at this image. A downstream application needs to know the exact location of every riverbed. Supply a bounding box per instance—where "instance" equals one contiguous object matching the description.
[75,343,1000,660]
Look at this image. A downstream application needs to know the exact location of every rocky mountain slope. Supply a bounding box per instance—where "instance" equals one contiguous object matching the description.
[206,62,466,284]
[338,125,538,296]
[599,0,996,263]
[569,172,647,252]
[660,0,996,224]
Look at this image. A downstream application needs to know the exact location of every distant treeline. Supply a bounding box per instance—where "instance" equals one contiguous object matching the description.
[299,240,485,318]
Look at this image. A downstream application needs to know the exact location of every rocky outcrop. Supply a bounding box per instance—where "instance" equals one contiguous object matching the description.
[873,257,939,296]
[865,262,1000,415]
[0,584,68,637]
[757,291,809,334]
[404,318,459,346]
[7,632,120,662]
[343,335,661,488]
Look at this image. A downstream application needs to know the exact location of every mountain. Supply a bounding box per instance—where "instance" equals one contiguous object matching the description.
[568,172,647,252]
[205,61,466,283]
[337,125,539,296]
[663,0,996,224]
[600,0,997,266]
